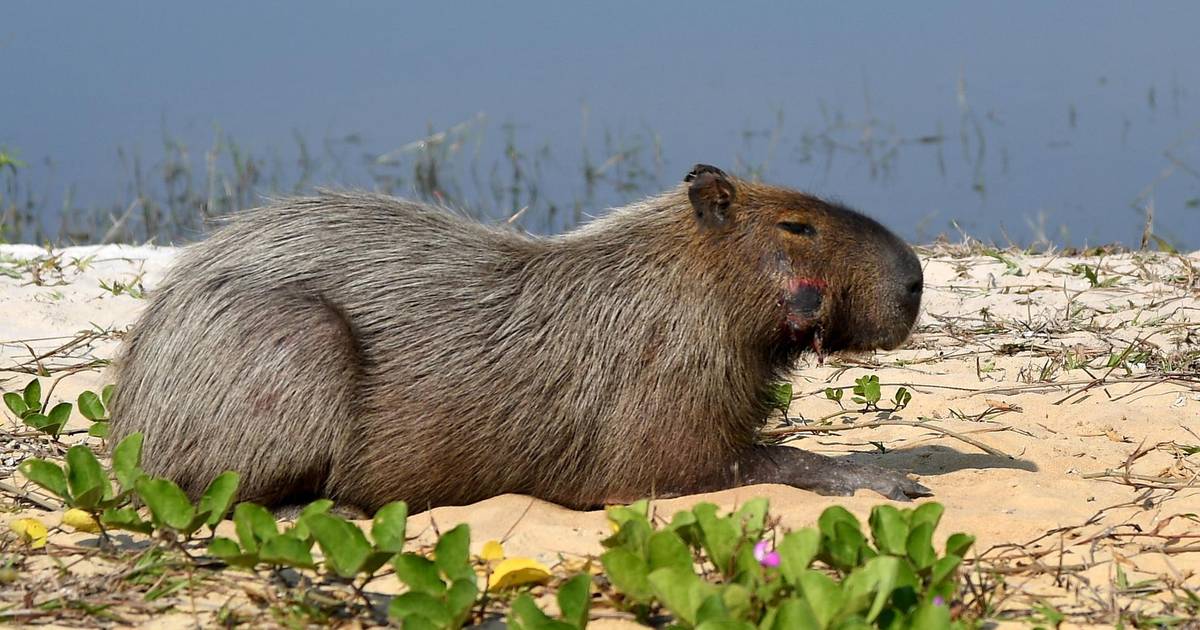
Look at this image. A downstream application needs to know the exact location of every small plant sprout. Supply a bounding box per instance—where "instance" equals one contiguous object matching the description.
[766,382,794,414]
[852,374,883,410]
[4,379,70,438]
[17,433,149,545]
[824,387,845,409]
[77,385,114,438]
[2,379,114,439]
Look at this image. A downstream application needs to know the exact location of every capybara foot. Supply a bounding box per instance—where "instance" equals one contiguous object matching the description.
[740,445,931,502]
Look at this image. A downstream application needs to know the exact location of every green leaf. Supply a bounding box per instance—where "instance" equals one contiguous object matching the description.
[696,619,756,630]
[719,583,753,621]
[557,573,591,629]
[371,501,408,553]
[859,555,903,623]
[766,382,793,410]
[647,529,692,572]
[360,550,397,576]
[18,459,68,499]
[286,499,334,541]
[735,497,769,539]
[135,477,195,531]
[510,593,573,630]
[197,471,240,527]
[260,534,316,569]
[695,594,729,625]
[603,512,653,555]
[87,421,110,439]
[22,379,41,411]
[817,505,861,540]
[826,520,868,573]
[599,548,652,602]
[3,391,28,416]
[868,505,908,555]
[602,499,651,549]
[693,503,739,576]
[102,506,154,535]
[77,391,105,421]
[393,552,447,596]
[434,523,473,582]
[110,432,145,491]
[445,577,479,623]
[905,523,937,571]
[945,532,975,558]
[23,413,61,436]
[101,384,115,408]
[47,402,71,432]
[208,536,259,567]
[647,566,717,627]
[777,528,820,585]
[387,591,451,627]
[929,555,963,599]
[909,502,944,533]
[233,503,278,554]
[307,513,371,578]
[910,597,952,630]
[797,570,844,629]
[208,536,242,558]
[771,598,821,630]
[65,445,110,509]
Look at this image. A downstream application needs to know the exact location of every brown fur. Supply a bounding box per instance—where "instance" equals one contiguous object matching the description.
[109,165,927,514]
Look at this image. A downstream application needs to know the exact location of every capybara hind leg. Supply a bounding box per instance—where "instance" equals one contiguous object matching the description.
[735,445,930,501]
[113,285,360,507]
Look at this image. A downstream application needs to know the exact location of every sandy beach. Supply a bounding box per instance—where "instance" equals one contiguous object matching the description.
[1,242,1198,627]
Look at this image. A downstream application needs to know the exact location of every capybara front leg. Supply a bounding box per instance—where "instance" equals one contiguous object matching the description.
[735,445,931,501]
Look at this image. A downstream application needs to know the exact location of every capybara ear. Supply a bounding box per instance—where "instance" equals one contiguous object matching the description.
[685,164,736,229]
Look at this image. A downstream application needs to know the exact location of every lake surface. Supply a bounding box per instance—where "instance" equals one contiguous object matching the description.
[3,1,1198,248]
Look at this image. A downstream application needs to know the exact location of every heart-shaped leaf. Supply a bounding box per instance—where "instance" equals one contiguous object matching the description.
[22,380,41,411]
[110,432,145,491]
[233,503,278,554]
[65,445,110,509]
[371,501,408,553]
[197,471,239,527]
[3,391,28,416]
[77,391,105,421]
[135,477,195,531]
[18,459,68,500]
[393,552,447,596]
[261,533,316,569]
[307,512,371,578]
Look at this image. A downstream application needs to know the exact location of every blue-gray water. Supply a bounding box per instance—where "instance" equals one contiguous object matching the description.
[3,1,1199,247]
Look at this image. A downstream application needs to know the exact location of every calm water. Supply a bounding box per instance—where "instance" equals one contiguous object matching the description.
[3,1,1199,248]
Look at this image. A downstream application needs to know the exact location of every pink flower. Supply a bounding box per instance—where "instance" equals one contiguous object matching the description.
[933,596,945,607]
[753,540,781,568]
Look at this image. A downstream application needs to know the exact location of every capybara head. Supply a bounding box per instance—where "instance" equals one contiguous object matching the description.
[684,164,922,355]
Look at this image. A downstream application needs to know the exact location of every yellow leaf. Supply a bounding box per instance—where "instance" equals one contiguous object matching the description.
[10,518,48,549]
[62,509,101,533]
[480,540,504,562]
[487,557,551,591]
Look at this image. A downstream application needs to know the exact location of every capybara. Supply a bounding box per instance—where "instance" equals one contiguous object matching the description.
[109,164,928,514]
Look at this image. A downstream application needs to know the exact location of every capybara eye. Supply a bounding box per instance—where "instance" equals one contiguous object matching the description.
[778,222,816,237]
